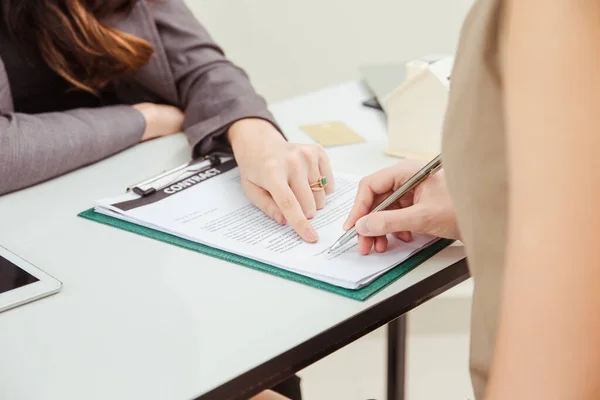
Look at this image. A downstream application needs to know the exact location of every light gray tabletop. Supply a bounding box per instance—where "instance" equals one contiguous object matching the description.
[0,81,467,400]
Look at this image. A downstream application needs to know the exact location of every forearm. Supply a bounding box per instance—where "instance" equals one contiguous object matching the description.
[487,1,600,398]
[0,106,144,195]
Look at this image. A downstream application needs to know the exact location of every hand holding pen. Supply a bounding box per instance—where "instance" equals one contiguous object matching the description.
[332,156,461,255]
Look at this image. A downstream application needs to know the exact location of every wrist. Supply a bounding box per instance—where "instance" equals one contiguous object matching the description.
[228,118,285,150]
[132,103,154,141]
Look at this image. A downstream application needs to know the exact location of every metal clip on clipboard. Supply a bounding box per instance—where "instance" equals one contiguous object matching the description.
[126,153,226,198]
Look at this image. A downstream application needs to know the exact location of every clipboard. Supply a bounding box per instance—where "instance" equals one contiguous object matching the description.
[78,208,452,301]
[80,153,455,301]
[127,152,231,197]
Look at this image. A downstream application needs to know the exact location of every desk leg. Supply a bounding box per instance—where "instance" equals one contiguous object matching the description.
[387,315,407,400]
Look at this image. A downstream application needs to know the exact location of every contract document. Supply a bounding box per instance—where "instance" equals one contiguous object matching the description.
[94,159,438,289]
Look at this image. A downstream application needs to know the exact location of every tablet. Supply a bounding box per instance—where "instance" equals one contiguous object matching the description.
[0,245,62,313]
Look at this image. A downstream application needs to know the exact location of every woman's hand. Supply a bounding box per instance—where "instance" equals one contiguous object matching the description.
[228,118,335,243]
[133,103,184,142]
[344,158,460,255]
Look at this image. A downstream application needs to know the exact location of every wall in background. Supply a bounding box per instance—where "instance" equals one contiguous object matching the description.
[186,0,475,102]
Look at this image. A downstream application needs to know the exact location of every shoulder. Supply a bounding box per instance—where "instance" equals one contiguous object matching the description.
[99,0,195,28]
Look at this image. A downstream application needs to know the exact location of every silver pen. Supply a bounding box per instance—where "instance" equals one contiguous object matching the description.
[328,154,443,253]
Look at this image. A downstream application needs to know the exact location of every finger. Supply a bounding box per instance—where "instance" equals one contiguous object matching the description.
[242,180,285,224]
[390,197,414,243]
[355,206,426,237]
[344,190,395,232]
[289,167,318,219]
[344,179,379,231]
[374,236,388,253]
[366,161,429,196]
[308,154,326,211]
[316,145,335,194]
[312,187,326,211]
[266,177,318,242]
[367,163,414,194]
[343,165,403,230]
[358,236,374,255]
[392,232,414,242]
[389,198,413,242]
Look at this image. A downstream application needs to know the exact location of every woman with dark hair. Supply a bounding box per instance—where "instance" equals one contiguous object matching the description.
[0,1,320,398]
[0,0,334,245]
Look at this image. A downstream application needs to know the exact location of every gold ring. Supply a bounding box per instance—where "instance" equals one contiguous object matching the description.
[310,176,328,192]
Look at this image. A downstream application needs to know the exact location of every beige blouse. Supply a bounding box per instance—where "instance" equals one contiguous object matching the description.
[442,0,507,398]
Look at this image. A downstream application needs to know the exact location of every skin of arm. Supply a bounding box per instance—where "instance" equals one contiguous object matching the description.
[249,390,290,400]
[486,1,600,398]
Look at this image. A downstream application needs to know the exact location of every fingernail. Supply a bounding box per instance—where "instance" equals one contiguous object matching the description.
[274,211,285,225]
[305,227,318,242]
[343,219,350,230]
[356,218,369,235]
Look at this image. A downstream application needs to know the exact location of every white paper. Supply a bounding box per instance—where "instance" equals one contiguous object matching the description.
[95,161,437,289]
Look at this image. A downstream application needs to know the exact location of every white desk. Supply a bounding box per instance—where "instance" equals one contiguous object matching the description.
[0,81,467,400]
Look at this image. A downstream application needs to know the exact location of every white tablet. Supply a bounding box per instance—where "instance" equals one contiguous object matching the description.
[0,245,62,313]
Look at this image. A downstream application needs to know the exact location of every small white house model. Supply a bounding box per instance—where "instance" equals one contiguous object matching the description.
[382,56,454,159]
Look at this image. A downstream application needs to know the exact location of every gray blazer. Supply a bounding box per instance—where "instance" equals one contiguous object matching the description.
[0,0,277,195]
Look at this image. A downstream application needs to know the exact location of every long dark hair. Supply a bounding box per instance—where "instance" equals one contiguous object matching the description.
[5,0,154,93]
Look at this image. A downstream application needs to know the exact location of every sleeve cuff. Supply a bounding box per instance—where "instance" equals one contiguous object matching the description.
[185,103,285,158]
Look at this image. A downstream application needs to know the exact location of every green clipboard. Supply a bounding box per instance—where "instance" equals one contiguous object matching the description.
[78,208,452,301]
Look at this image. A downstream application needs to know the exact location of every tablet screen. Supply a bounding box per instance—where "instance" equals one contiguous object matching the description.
[0,255,39,294]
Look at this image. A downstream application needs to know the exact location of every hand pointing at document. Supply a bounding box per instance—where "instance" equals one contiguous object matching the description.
[228,118,335,243]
